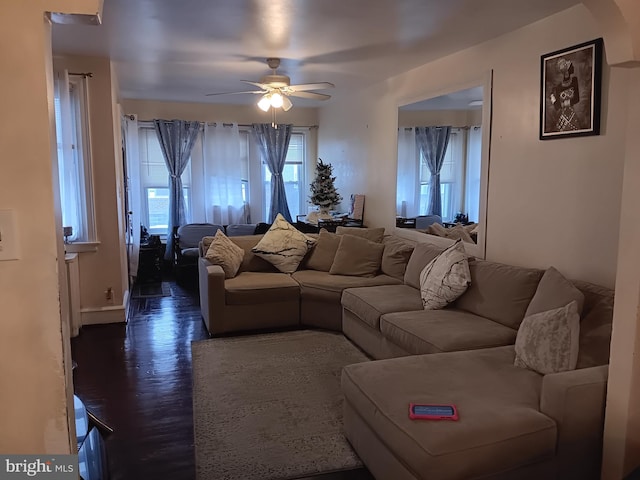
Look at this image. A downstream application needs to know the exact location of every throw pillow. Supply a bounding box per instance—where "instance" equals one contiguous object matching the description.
[525,266,585,317]
[329,234,385,277]
[204,230,245,279]
[335,226,385,243]
[305,229,341,272]
[251,213,316,274]
[419,240,471,310]
[381,236,415,280]
[514,301,580,375]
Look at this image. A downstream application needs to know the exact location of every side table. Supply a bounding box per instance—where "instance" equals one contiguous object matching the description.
[137,239,165,283]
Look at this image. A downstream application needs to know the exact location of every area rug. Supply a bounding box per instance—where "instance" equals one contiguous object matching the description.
[131,282,171,299]
[192,330,369,480]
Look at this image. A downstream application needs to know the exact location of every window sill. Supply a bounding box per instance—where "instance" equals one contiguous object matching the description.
[65,242,100,253]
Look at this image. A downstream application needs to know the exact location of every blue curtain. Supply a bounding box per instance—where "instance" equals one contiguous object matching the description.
[415,126,451,217]
[153,119,200,260]
[252,123,293,223]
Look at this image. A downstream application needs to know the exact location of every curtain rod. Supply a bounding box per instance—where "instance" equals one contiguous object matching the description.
[399,125,480,131]
[69,72,93,78]
[132,119,318,129]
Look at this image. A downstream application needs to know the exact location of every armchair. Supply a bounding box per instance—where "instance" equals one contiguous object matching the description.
[173,223,223,283]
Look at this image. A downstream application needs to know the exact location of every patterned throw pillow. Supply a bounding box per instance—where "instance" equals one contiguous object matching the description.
[419,240,471,310]
[204,230,245,279]
[514,301,580,375]
[251,214,316,273]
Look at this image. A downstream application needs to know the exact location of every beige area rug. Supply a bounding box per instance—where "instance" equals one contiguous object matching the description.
[192,330,369,480]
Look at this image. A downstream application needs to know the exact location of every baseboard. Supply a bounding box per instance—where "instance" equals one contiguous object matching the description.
[81,291,129,325]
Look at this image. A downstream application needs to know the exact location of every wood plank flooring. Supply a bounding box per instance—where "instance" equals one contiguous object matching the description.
[71,279,373,480]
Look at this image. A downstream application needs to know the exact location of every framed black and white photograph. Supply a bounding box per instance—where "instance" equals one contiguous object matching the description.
[540,38,603,140]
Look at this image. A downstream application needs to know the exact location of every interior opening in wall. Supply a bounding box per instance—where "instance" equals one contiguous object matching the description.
[396,72,492,258]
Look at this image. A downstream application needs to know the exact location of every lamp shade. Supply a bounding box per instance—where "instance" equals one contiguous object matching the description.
[257,95,271,112]
[270,92,284,108]
[281,95,293,111]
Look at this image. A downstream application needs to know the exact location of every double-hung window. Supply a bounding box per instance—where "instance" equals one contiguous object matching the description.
[138,128,191,236]
[262,132,306,220]
[54,72,96,243]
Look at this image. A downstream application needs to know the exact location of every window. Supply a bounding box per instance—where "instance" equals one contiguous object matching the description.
[138,128,191,235]
[54,73,96,242]
[418,128,481,222]
[262,132,306,220]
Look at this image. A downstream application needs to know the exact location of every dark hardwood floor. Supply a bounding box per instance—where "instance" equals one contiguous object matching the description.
[71,277,373,480]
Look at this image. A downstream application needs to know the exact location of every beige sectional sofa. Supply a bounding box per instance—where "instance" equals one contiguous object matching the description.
[198,229,402,335]
[340,239,614,480]
[197,227,614,479]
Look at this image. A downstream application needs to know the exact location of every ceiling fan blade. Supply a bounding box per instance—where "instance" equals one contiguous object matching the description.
[288,91,331,101]
[288,82,335,92]
[205,90,265,96]
[241,80,271,89]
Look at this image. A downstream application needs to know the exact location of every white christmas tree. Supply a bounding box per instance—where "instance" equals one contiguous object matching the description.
[309,159,342,212]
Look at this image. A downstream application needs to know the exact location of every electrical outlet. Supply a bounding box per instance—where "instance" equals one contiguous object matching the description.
[105,287,113,302]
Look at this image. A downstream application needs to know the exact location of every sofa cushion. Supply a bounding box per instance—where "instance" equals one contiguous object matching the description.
[342,285,423,330]
[251,214,316,274]
[224,272,300,305]
[454,259,544,329]
[419,240,471,310]
[304,229,341,272]
[381,236,415,280]
[525,266,585,317]
[577,298,614,369]
[341,347,556,479]
[329,235,385,277]
[380,309,518,355]
[203,235,278,273]
[292,270,401,294]
[335,226,385,243]
[403,242,447,289]
[515,301,580,375]
[204,230,244,278]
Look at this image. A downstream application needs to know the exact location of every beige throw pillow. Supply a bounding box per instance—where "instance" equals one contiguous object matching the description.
[514,301,580,375]
[329,234,385,277]
[419,240,471,310]
[381,236,414,280]
[335,226,385,243]
[251,214,316,274]
[525,266,585,317]
[305,229,341,272]
[204,230,245,279]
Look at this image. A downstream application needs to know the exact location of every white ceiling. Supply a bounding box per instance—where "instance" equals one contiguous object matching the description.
[52,0,580,107]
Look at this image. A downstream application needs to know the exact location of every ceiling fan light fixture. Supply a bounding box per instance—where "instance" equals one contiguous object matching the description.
[257,94,271,112]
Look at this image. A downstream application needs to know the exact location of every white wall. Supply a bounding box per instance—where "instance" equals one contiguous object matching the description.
[398,108,482,127]
[319,5,626,287]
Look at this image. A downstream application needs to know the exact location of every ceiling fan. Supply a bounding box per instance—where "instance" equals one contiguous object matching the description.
[206,58,334,111]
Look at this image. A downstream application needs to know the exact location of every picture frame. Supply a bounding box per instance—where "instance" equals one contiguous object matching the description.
[540,38,603,140]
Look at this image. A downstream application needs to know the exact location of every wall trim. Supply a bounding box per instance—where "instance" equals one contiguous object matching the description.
[80,298,127,325]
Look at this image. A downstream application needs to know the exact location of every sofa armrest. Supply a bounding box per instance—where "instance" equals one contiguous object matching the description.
[198,257,226,335]
[540,365,608,479]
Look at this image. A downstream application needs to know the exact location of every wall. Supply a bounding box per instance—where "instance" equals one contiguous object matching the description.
[398,108,482,127]
[0,0,100,455]
[54,55,129,324]
[123,99,318,126]
[319,5,626,288]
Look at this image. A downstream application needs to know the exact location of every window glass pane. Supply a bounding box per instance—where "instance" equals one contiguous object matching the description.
[139,128,192,231]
